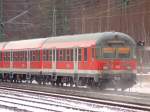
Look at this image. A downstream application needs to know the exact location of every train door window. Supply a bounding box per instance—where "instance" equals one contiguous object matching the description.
[0,52,2,61]
[43,50,46,61]
[30,51,33,61]
[28,51,30,61]
[20,51,22,61]
[84,48,88,61]
[10,51,12,61]
[12,52,15,61]
[8,52,10,61]
[24,51,27,61]
[78,48,81,61]
[56,49,59,61]
[37,50,40,61]
[96,47,101,59]
[12,52,14,61]
[53,50,56,61]
[4,52,6,61]
[70,49,73,61]
[59,50,63,61]
[63,49,66,61]
[75,48,77,61]
[46,50,49,61]
[92,48,95,60]
[49,50,52,61]
[33,51,36,61]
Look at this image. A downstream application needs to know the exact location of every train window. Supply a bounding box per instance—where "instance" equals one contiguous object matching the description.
[33,51,36,61]
[70,49,73,61]
[25,51,27,61]
[43,50,48,61]
[66,49,70,61]
[63,49,66,61]
[43,50,46,61]
[30,50,40,61]
[92,48,95,59]
[0,52,2,61]
[37,50,40,61]
[118,48,130,58]
[14,52,18,61]
[49,50,52,61]
[59,50,63,61]
[30,51,33,61]
[4,52,6,61]
[84,48,87,61]
[53,50,56,61]
[8,52,10,61]
[19,51,22,61]
[78,48,81,61]
[56,50,59,61]
[4,52,10,61]
[13,52,15,61]
[19,51,21,61]
[16,52,19,61]
[75,48,77,61]
[102,47,115,58]
[21,51,24,61]
[10,51,12,61]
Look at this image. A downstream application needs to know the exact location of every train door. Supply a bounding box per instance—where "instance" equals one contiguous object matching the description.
[10,50,12,71]
[73,47,78,85]
[52,48,56,72]
[27,50,30,70]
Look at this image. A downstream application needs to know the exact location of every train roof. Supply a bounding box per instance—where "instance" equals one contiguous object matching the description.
[0,32,136,50]
[0,42,7,50]
[42,32,136,48]
[4,38,47,50]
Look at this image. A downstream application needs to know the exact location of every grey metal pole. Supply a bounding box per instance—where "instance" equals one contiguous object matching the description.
[0,0,4,39]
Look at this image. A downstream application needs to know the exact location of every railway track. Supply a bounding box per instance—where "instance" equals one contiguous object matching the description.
[0,84,149,112]
[0,89,104,112]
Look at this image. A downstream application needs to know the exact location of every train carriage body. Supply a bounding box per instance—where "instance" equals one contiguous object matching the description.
[0,32,137,89]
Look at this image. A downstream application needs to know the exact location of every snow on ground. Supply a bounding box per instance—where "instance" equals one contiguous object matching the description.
[0,72,150,111]
[0,109,13,112]
[0,89,142,112]
[129,82,150,93]
[129,72,150,93]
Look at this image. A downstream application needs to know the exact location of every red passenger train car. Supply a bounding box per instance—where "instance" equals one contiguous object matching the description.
[0,32,137,90]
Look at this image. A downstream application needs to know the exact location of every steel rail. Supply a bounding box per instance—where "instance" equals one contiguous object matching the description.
[0,86,149,111]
